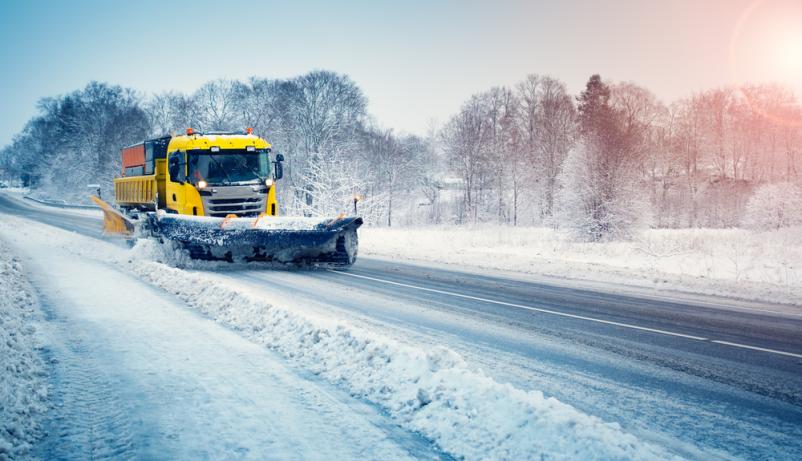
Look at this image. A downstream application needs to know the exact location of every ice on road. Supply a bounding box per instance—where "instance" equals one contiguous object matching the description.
[2,222,440,460]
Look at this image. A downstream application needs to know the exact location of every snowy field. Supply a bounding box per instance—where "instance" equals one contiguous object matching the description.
[0,214,680,460]
[361,226,802,308]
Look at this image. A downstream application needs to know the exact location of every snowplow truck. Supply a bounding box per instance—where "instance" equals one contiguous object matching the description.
[93,129,362,267]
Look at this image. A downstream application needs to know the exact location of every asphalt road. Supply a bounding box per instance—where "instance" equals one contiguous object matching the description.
[2,191,801,460]
[0,193,106,238]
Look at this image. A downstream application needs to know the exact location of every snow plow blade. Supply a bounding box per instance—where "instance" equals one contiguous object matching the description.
[90,196,135,236]
[148,213,363,267]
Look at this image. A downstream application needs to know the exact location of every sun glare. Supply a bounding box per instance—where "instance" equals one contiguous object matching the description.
[730,0,802,89]
[776,29,802,76]
[729,0,802,125]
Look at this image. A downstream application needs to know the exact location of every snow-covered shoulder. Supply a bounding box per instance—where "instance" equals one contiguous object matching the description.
[0,237,47,459]
[359,225,802,309]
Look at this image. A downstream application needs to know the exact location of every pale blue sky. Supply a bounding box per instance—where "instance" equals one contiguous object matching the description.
[2,0,800,146]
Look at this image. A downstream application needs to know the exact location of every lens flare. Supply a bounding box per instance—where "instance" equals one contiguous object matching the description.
[729,0,802,127]
[776,30,802,76]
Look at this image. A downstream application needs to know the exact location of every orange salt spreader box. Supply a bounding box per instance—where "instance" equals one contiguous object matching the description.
[121,144,146,176]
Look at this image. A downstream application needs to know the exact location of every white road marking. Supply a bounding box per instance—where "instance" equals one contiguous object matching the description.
[711,340,802,359]
[329,270,802,360]
[329,270,708,341]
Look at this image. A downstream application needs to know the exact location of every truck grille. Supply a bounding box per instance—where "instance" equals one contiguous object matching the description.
[200,187,266,217]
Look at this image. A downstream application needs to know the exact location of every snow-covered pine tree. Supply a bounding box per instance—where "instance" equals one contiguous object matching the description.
[555,75,651,241]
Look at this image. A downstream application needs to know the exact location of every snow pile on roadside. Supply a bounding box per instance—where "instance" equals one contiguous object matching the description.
[0,239,46,460]
[361,225,802,306]
[124,245,676,460]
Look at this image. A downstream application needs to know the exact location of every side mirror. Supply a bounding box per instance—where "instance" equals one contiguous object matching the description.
[273,153,284,180]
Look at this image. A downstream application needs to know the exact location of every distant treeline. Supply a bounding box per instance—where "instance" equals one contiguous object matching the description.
[1,71,801,238]
[440,75,802,237]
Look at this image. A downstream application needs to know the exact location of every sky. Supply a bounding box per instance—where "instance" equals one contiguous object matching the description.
[1,0,801,146]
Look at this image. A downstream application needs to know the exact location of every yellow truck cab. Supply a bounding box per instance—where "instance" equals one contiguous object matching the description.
[115,129,283,217]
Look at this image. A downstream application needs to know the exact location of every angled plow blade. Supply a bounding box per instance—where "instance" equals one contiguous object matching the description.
[90,196,135,236]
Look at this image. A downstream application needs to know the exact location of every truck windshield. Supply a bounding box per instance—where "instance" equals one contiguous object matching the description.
[187,149,271,185]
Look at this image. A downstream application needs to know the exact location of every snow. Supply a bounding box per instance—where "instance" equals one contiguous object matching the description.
[0,188,29,195]
[360,225,802,308]
[0,214,679,461]
[0,238,47,460]
[164,213,349,231]
[198,265,762,460]
[120,248,682,460]
[0,217,441,460]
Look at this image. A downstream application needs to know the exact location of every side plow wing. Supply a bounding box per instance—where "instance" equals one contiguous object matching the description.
[90,196,135,236]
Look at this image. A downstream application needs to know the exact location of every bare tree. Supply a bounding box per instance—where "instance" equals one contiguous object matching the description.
[360,127,418,226]
[145,91,201,135]
[441,95,493,223]
[193,79,240,131]
[285,71,367,215]
[515,75,576,222]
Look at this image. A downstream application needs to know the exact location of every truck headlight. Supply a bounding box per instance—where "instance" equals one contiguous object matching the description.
[198,180,207,189]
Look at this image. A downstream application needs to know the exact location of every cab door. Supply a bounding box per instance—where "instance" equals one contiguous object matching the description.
[166,151,188,214]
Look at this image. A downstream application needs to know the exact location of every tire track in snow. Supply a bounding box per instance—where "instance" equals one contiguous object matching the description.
[36,298,139,461]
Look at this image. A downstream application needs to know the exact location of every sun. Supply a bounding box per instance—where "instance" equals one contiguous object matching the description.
[730,0,802,92]
[727,0,802,126]
[775,29,802,77]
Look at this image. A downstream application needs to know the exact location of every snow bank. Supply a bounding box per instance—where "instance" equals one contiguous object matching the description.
[0,218,679,460]
[0,239,47,460]
[361,225,802,307]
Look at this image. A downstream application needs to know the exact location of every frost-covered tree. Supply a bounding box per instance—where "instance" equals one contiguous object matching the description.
[484,87,520,224]
[193,79,240,132]
[743,181,802,230]
[282,71,367,215]
[516,75,576,222]
[555,75,651,241]
[359,128,430,226]
[2,82,149,200]
[556,143,650,240]
[441,95,493,223]
[144,91,202,136]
